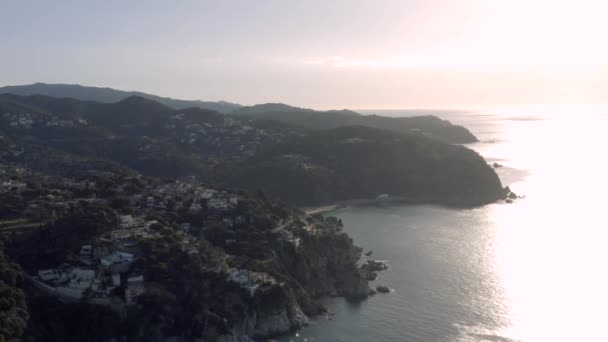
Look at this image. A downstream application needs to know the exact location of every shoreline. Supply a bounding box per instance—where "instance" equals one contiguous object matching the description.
[302,194,504,215]
[303,197,413,215]
[303,205,339,215]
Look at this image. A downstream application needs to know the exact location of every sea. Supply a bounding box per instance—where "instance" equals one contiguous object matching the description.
[280,104,608,342]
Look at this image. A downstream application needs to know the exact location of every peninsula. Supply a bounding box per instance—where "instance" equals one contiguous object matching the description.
[0,85,505,341]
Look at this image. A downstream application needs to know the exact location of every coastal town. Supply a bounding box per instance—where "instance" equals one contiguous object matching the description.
[0,160,336,315]
[0,106,295,171]
[0,89,487,341]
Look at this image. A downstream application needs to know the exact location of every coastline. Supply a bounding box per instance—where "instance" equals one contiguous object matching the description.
[303,205,338,215]
[302,193,507,215]
[303,197,413,215]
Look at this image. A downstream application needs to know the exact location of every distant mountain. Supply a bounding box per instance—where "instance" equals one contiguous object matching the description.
[0,83,241,113]
[235,103,317,114]
[0,84,478,144]
[233,104,477,144]
[0,94,269,178]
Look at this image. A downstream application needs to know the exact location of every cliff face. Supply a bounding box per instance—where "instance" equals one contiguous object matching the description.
[287,231,370,299]
[234,285,310,337]
[199,281,308,339]
[228,220,372,338]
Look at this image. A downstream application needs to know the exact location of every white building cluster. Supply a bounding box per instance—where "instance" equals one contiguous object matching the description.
[33,244,144,305]
[226,268,276,297]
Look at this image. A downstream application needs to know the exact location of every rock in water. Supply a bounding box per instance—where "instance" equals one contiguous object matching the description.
[376,285,391,294]
[364,259,388,271]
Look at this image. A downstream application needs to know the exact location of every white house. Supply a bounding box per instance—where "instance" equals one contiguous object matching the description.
[101,251,135,267]
[80,245,92,257]
[189,201,202,212]
[119,215,137,228]
[208,198,229,212]
[228,196,239,206]
[200,189,216,200]
[54,268,96,300]
[226,269,275,297]
[68,269,95,289]
[110,230,137,246]
[2,180,27,191]
[38,269,61,282]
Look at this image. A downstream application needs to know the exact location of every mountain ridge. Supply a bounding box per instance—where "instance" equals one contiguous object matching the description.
[0,83,241,113]
[0,93,503,207]
[1,83,478,144]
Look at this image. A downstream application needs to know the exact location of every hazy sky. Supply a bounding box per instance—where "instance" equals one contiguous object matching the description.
[1,0,607,109]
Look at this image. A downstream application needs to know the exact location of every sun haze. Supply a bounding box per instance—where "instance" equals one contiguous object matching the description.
[1,0,606,108]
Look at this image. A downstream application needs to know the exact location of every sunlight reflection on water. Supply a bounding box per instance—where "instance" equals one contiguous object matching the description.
[283,104,608,342]
[476,104,608,342]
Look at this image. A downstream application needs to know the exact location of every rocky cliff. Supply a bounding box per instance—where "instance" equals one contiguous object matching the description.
[21,211,370,342]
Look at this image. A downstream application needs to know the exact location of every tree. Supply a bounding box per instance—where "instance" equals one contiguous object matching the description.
[0,243,29,342]
[109,196,131,211]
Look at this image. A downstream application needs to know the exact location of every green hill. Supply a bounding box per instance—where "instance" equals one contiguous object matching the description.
[222,126,503,206]
[0,83,241,113]
[0,94,502,207]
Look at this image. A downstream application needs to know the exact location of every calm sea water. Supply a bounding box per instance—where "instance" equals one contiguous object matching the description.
[280,105,608,342]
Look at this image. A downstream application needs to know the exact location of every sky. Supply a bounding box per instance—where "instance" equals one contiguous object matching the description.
[1,0,607,109]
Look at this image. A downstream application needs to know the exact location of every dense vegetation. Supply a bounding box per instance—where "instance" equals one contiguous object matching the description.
[224,126,503,206]
[0,93,501,208]
[0,242,29,342]
[6,205,116,270]
[0,94,232,178]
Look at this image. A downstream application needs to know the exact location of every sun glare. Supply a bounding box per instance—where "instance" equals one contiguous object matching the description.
[475,103,608,341]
